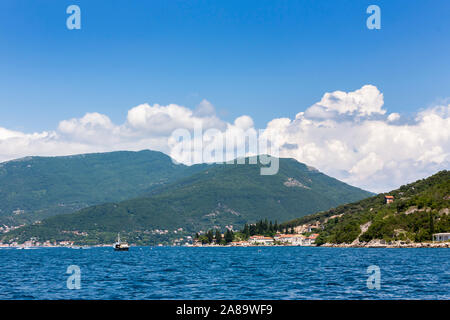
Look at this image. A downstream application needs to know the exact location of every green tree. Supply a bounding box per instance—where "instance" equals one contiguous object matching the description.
[429,211,435,241]
[249,224,257,236]
[243,224,250,239]
[200,235,209,244]
[215,229,222,244]
[225,229,234,243]
[206,230,214,243]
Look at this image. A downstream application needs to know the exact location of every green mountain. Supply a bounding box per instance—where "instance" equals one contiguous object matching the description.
[281,170,450,245]
[2,156,373,245]
[0,150,205,226]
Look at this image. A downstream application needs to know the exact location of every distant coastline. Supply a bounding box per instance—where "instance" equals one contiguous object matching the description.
[2,240,450,249]
[321,242,449,248]
[190,241,450,248]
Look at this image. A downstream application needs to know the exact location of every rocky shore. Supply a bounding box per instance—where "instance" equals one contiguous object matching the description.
[322,239,450,248]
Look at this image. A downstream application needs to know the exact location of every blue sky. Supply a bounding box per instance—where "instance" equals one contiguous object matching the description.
[1,0,449,132]
[0,1,449,191]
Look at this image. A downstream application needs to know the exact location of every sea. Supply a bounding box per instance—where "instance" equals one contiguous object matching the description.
[0,246,449,300]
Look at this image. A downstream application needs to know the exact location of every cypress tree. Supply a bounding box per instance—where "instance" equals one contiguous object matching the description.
[243,224,250,238]
[207,230,214,243]
[256,220,262,234]
[215,229,222,244]
[225,229,234,243]
[249,224,257,236]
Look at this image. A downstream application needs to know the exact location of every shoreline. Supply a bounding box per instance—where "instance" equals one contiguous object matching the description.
[321,242,450,248]
[2,241,449,249]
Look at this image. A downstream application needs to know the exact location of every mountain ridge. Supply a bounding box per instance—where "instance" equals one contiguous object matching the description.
[0,150,206,226]
[1,155,373,245]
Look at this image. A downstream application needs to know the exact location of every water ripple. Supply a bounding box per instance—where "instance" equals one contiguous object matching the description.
[0,247,449,299]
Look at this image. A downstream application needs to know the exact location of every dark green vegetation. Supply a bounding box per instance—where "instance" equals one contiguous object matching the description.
[196,219,283,244]
[2,156,372,245]
[240,219,285,238]
[195,229,235,245]
[282,171,450,245]
[0,150,205,226]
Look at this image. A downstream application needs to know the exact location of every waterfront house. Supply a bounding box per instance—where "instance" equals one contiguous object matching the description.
[384,195,394,204]
[433,233,450,242]
[274,234,305,245]
[230,241,250,247]
[303,233,319,245]
[248,236,274,245]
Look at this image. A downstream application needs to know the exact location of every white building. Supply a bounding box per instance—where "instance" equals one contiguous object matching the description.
[303,234,319,246]
[230,241,250,247]
[248,236,274,245]
[433,233,450,242]
[274,234,305,245]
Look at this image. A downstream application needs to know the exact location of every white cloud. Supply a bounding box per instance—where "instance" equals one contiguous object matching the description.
[349,152,384,180]
[387,113,400,122]
[304,85,385,120]
[234,115,254,130]
[265,87,450,192]
[0,85,449,193]
[0,127,26,140]
[126,101,226,135]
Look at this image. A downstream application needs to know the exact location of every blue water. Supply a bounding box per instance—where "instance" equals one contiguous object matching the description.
[0,247,449,299]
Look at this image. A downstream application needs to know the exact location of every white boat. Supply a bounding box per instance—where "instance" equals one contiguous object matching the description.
[114,233,129,251]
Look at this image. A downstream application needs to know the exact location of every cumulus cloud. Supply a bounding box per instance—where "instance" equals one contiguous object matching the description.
[304,85,385,120]
[0,101,225,164]
[126,101,226,135]
[0,86,449,192]
[264,86,450,192]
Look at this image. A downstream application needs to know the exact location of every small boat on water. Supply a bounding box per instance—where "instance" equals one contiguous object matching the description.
[114,233,129,251]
